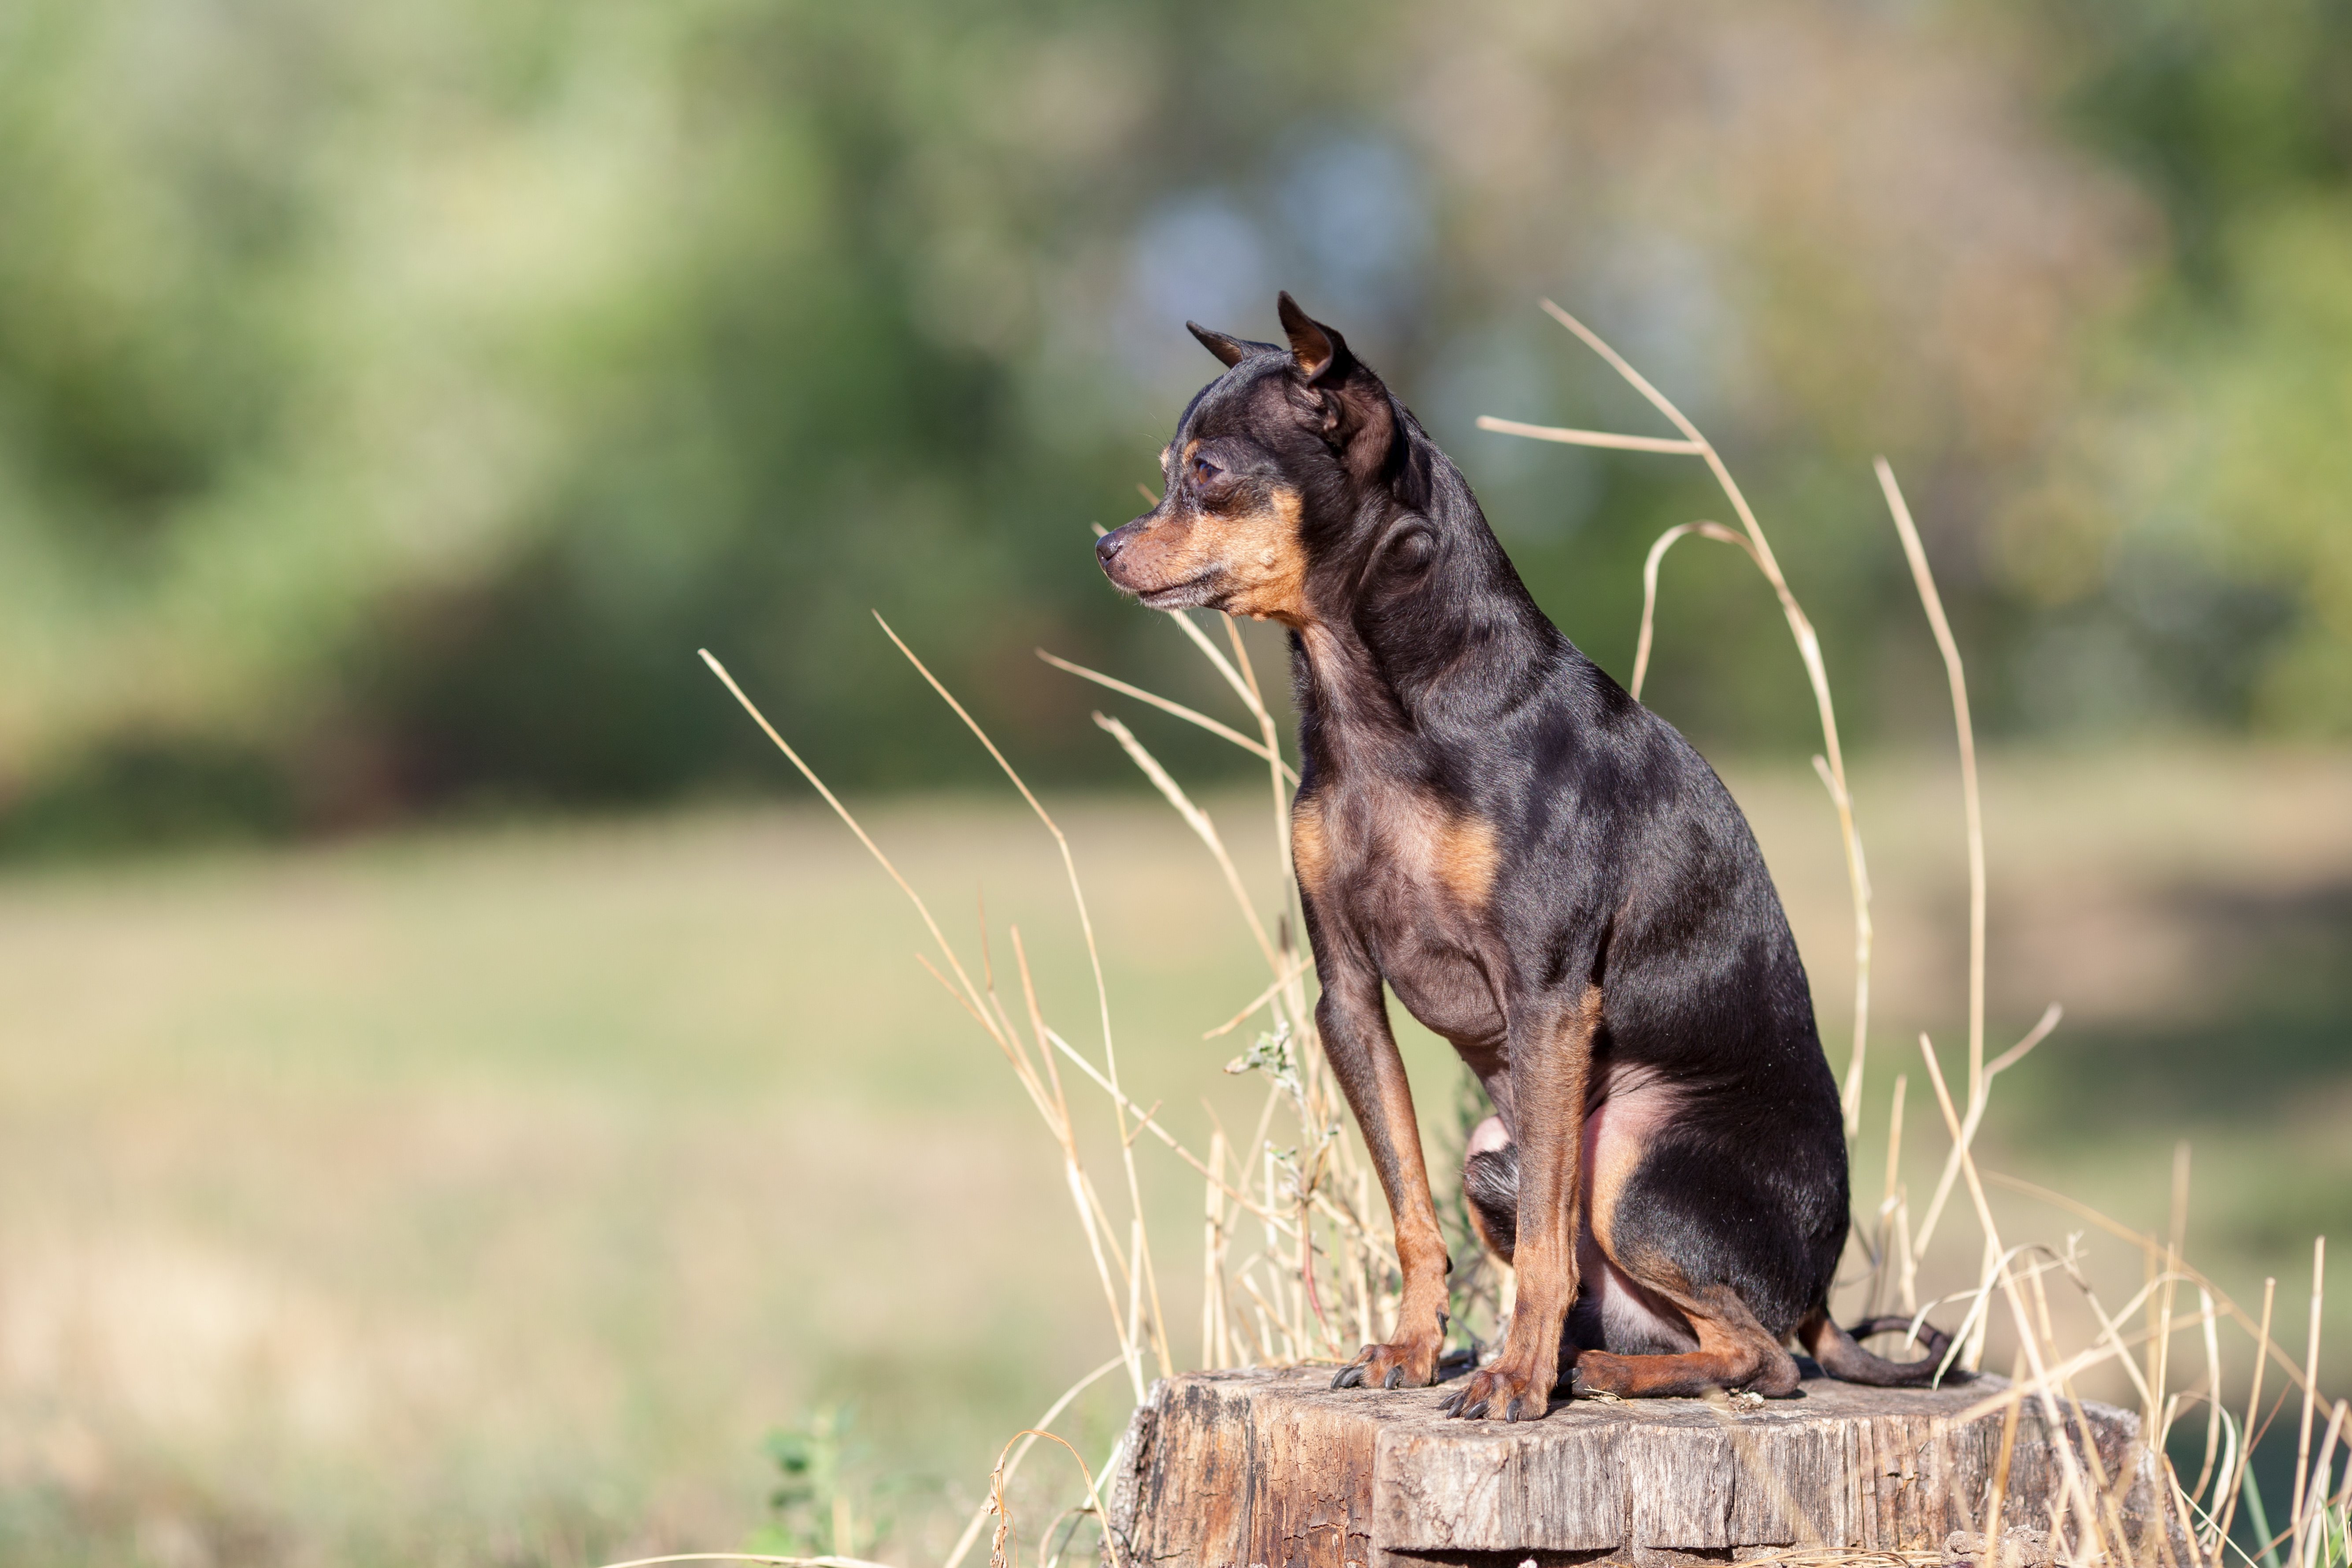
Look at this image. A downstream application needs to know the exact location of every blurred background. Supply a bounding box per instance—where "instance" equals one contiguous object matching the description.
[0,0,2347,1563]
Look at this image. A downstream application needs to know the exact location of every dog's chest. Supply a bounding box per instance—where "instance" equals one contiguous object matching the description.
[1292,781,1508,1046]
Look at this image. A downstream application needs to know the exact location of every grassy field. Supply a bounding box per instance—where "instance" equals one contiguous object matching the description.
[0,745,2345,1566]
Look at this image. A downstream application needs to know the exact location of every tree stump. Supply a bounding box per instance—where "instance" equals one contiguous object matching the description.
[1106,1366,2177,1568]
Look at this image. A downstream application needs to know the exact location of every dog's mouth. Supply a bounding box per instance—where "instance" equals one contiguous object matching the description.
[1097,517,1226,608]
[1134,571,1221,609]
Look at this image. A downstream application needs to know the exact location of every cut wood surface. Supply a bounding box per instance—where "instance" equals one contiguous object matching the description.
[1107,1366,2176,1568]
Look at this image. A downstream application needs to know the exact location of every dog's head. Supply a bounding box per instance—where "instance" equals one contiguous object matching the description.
[1096,293,1425,628]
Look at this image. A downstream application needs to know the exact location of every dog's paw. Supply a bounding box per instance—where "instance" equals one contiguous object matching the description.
[1558,1363,1623,1403]
[1436,1359,1556,1421]
[1330,1336,1443,1391]
[1564,1351,1642,1400]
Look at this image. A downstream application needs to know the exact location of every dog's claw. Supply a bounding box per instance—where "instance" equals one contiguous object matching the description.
[1333,1339,1440,1394]
[1506,1397,1524,1422]
[1437,1391,1461,1415]
[1458,1398,1490,1420]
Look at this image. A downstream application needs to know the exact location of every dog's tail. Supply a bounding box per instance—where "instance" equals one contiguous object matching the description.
[1462,1144,1519,1263]
[1799,1310,1970,1387]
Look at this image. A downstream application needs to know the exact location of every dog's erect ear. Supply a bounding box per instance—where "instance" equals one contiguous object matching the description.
[1277,291,1356,384]
[1275,292,1396,480]
[1188,322,1280,368]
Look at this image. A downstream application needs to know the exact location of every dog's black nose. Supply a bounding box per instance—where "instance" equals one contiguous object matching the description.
[1096,529,1126,567]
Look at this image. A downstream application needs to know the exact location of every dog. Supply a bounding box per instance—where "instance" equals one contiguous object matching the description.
[1094,294,1959,1420]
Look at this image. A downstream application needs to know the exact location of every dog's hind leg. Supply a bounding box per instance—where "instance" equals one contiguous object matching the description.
[1567,1274,1802,1398]
[1562,1113,1815,1399]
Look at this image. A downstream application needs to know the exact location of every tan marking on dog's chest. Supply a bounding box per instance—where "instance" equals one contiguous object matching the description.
[1431,810,1499,908]
[1293,781,1502,915]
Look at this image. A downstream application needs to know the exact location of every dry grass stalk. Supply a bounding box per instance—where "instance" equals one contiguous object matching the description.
[2159,1145,2193,1451]
[1913,1036,2111,1560]
[2196,1288,2227,1500]
[1911,1004,2063,1274]
[2301,1399,2347,1568]
[1091,712,1279,969]
[1878,460,1987,1105]
[2294,1241,2327,1565]
[976,1427,1102,1568]
[1204,1129,1231,1369]
[1629,519,1755,701]
[1202,958,1313,1040]
[2217,1279,2276,1551]
[938,1358,1127,1568]
[1034,649,1297,782]
[1988,1349,2029,1545]
[1867,1074,1910,1322]
[1472,415,1704,454]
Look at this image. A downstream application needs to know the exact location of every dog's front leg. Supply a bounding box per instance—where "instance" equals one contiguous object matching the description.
[1440,984,1600,1420]
[1317,962,1452,1390]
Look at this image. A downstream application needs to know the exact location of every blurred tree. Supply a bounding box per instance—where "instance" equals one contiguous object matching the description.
[1989,0,2352,735]
[9,0,2286,849]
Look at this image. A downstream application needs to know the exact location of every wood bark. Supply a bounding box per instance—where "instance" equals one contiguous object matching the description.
[1106,1367,2177,1568]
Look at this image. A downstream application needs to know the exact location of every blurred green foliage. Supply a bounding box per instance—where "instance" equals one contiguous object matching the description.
[0,0,1199,836]
[1,0,2348,850]
[1990,0,2352,736]
[752,1405,916,1561]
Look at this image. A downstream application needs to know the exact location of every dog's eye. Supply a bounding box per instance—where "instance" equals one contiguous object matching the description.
[1191,456,1221,484]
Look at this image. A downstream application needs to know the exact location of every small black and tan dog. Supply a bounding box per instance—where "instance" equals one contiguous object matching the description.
[1095,294,1958,1420]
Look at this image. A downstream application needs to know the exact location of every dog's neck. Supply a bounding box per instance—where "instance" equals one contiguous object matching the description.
[1290,434,1569,778]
